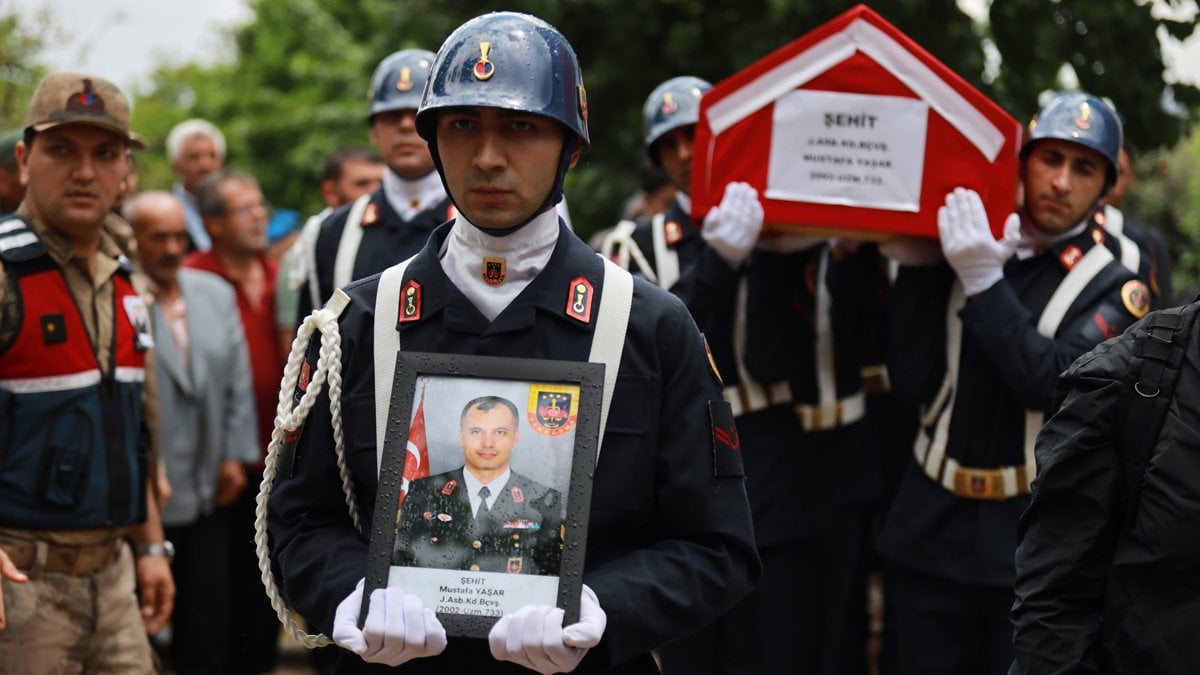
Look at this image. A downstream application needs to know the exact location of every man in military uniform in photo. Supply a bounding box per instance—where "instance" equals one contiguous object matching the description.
[605,76,886,675]
[266,11,758,674]
[295,48,454,323]
[0,72,175,672]
[876,91,1152,674]
[393,396,564,576]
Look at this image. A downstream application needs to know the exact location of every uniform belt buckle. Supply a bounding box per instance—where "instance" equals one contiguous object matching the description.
[953,467,1002,500]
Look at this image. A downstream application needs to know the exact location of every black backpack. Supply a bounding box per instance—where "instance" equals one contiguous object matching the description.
[1117,301,1200,524]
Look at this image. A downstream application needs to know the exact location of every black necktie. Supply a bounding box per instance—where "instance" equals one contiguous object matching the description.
[476,486,491,519]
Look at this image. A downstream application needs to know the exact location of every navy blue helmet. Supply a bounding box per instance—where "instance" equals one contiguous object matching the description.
[643,76,711,156]
[368,49,436,119]
[1023,91,1122,186]
[415,11,589,149]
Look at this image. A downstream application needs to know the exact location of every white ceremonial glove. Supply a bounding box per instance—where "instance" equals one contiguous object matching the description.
[937,187,1021,295]
[331,579,447,666]
[702,181,764,266]
[488,584,607,674]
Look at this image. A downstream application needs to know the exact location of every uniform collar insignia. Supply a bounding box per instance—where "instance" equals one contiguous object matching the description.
[398,279,422,324]
[565,276,593,324]
[362,202,379,227]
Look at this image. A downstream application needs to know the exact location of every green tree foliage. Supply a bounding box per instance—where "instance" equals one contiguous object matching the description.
[120,0,1195,241]
[1127,133,1200,296]
[0,5,53,131]
[989,0,1200,148]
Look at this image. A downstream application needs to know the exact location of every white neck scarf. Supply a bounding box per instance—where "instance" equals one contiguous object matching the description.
[382,169,446,222]
[439,208,560,322]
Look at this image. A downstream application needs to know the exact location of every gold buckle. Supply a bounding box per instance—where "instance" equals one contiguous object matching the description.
[951,467,1004,501]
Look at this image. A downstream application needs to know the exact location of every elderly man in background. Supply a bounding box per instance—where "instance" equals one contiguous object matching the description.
[126,191,258,674]
[184,170,284,672]
[167,118,226,252]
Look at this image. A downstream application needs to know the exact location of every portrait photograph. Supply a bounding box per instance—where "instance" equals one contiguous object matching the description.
[364,352,603,638]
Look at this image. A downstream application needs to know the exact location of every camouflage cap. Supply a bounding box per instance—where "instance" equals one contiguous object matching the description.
[23,72,145,148]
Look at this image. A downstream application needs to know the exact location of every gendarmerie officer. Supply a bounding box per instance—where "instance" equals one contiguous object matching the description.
[877,91,1151,674]
[295,49,453,323]
[267,12,759,674]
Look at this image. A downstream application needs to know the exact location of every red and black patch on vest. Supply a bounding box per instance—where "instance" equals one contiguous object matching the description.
[511,486,524,504]
[441,480,457,496]
[482,257,506,286]
[40,313,66,345]
[506,556,523,574]
[398,279,421,324]
[664,220,683,246]
[565,276,593,324]
[709,400,744,478]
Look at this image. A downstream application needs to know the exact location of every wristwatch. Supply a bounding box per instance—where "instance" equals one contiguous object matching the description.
[134,541,175,562]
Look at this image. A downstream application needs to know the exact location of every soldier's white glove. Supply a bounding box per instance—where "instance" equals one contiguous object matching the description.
[937,187,1020,295]
[332,579,447,666]
[702,182,764,266]
[488,584,607,674]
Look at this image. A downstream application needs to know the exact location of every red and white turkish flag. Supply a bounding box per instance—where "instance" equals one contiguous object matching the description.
[691,3,1022,240]
[398,392,430,506]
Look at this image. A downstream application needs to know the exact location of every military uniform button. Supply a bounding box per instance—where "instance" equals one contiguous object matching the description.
[469,564,480,572]
[472,540,482,549]
[431,537,438,543]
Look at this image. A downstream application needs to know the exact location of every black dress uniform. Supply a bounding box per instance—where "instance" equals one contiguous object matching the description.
[393,468,564,575]
[878,221,1149,674]
[294,186,454,322]
[646,208,886,674]
[268,221,760,674]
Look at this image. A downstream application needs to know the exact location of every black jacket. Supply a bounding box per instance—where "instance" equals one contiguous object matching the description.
[1012,303,1200,674]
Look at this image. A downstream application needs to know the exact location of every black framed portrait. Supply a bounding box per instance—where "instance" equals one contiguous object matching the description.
[364,351,604,638]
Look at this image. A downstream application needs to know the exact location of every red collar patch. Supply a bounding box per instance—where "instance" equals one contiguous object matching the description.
[664,220,684,245]
[361,202,379,227]
[441,480,457,496]
[510,486,525,504]
[566,276,593,324]
[398,279,422,324]
[1059,245,1083,270]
